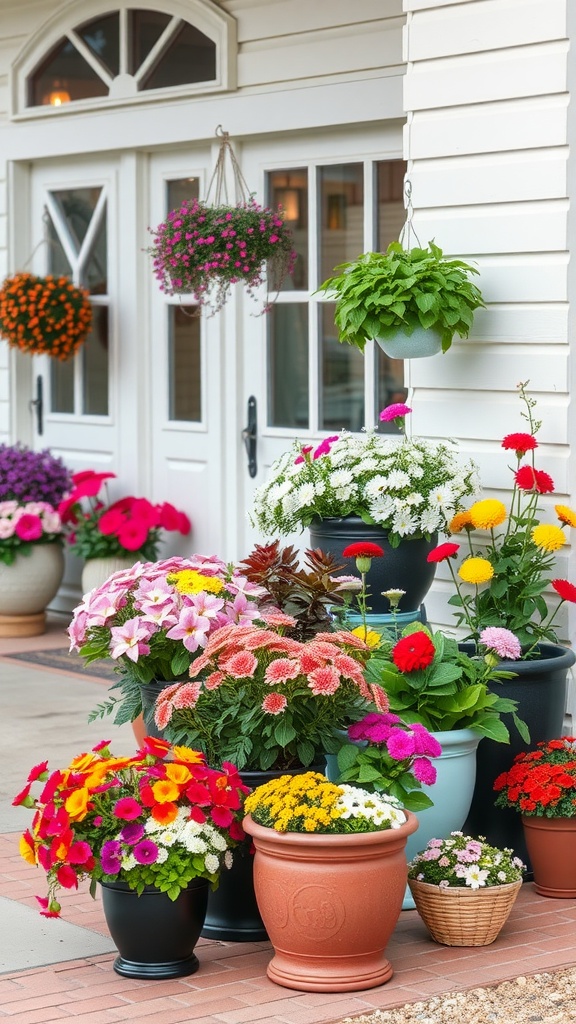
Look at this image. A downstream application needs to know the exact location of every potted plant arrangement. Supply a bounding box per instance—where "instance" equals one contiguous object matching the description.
[148,196,297,315]
[153,616,381,941]
[58,468,191,593]
[433,381,576,858]
[13,737,248,978]
[0,443,72,636]
[0,272,92,360]
[243,771,418,992]
[494,736,576,898]
[249,404,479,615]
[317,240,484,359]
[407,832,525,946]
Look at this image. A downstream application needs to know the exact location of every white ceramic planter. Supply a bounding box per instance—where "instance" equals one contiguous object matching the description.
[81,556,141,595]
[0,542,65,636]
[375,326,444,360]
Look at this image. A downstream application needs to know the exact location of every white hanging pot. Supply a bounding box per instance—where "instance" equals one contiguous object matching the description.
[375,326,444,360]
[0,542,65,636]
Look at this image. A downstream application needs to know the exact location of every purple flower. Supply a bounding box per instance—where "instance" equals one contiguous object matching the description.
[0,444,71,505]
[479,627,522,660]
[101,840,122,875]
[133,840,159,865]
[120,822,145,845]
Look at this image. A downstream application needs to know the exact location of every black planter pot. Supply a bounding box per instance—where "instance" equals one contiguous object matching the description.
[462,642,575,870]
[308,516,438,614]
[100,879,209,978]
[201,762,326,942]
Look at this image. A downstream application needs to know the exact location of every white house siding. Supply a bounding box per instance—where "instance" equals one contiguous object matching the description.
[403,0,575,652]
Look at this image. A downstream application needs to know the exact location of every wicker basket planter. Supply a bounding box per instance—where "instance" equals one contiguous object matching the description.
[408,878,522,946]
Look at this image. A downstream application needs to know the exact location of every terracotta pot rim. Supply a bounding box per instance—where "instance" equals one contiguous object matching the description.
[243,809,419,846]
[521,814,576,829]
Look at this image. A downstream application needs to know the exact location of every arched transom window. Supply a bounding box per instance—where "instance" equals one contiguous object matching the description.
[12,1,236,115]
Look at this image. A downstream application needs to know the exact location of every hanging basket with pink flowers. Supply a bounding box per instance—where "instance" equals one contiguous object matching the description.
[148,129,296,315]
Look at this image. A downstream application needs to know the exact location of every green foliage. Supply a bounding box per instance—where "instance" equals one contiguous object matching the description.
[365,624,527,742]
[318,241,485,353]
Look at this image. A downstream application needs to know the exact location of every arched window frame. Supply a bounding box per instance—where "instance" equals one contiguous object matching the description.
[10,0,237,119]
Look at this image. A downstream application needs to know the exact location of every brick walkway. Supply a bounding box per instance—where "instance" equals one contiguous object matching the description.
[2,617,576,1023]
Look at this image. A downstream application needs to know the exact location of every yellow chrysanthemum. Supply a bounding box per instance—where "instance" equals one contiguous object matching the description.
[449,510,473,534]
[469,499,507,531]
[556,504,576,528]
[458,557,495,585]
[351,625,381,649]
[167,569,224,595]
[531,524,566,552]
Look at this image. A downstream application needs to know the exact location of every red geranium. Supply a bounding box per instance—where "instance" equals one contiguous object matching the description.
[392,631,436,672]
[494,737,576,817]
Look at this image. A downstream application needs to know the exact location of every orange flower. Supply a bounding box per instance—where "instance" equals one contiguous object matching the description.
[151,801,179,826]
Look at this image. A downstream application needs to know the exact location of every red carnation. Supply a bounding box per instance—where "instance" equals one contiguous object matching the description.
[342,542,384,559]
[501,432,538,455]
[392,631,436,672]
[515,465,555,494]
[427,542,460,563]
[552,579,576,603]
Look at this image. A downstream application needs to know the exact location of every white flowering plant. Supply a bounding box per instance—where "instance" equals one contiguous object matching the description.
[249,411,479,548]
[243,771,408,834]
[408,831,525,890]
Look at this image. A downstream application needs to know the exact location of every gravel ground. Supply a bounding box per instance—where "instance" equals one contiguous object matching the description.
[341,967,576,1023]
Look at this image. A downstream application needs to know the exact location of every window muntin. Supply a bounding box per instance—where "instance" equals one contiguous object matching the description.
[266,158,407,435]
[27,8,217,108]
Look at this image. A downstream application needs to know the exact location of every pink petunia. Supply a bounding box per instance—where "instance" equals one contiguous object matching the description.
[113,797,142,820]
[109,618,152,662]
[166,608,210,653]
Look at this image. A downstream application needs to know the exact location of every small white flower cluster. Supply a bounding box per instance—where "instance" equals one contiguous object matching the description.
[131,807,234,876]
[336,784,407,829]
[249,431,479,545]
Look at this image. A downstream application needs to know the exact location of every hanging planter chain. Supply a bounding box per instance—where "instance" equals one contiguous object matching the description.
[398,178,422,252]
[204,125,251,207]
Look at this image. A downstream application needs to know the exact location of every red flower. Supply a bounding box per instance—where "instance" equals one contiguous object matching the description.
[117,518,150,551]
[552,579,576,603]
[501,432,538,455]
[70,470,116,499]
[427,542,460,563]
[342,542,385,559]
[392,632,436,672]
[515,465,555,494]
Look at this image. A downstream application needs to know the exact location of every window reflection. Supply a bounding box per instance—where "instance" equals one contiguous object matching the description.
[319,164,363,283]
[376,161,406,251]
[320,304,364,432]
[50,358,74,414]
[268,305,308,428]
[376,346,408,434]
[82,309,109,415]
[169,306,201,422]
[268,169,308,290]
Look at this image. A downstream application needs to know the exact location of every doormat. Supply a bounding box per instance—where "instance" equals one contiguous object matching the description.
[5,647,118,681]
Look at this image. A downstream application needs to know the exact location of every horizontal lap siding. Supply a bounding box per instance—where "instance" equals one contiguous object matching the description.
[403,0,573,636]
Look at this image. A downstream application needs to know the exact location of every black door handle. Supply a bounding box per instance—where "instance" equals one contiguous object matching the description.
[242,396,257,478]
[29,375,44,436]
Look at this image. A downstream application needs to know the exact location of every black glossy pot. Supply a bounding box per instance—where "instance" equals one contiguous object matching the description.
[462,642,575,869]
[308,516,438,614]
[100,879,209,978]
[201,762,326,942]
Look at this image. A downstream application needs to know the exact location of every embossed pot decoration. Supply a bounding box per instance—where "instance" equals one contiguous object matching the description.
[242,810,418,992]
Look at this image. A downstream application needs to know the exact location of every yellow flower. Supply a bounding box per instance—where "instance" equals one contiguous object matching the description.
[351,625,381,649]
[469,499,507,530]
[167,570,224,595]
[556,504,576,528]
[165,763,192,785]
[532,524,566,552]
[151,779,180,803]
[19,833,37,865]
[172,746,205,764]
[65,788,91,820]
[458,557,495,585]
[449,510,473,534]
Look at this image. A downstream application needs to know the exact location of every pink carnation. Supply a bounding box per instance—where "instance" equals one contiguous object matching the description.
[307,666,341,696]
[221,651,258,678]
[172,682,202,709]
[264,658,300,684]
[262,692,288,715]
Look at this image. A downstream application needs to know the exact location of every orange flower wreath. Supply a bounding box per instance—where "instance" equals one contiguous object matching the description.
[0,272,92,361]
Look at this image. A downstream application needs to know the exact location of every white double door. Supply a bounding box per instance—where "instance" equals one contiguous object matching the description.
[27,124,404,600]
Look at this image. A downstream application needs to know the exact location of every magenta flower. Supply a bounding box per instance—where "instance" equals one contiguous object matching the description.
[113,797,142,821]
[386,730,416,760]
[100,840,122,875]
[14,513,43,541]
[133,840,159,865]
[379,403,412,423]
[412,757,437,786]
[120,822,145,845]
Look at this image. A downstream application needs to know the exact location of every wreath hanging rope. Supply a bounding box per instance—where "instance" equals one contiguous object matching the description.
[147,126,297,315]
[0,272,93,361]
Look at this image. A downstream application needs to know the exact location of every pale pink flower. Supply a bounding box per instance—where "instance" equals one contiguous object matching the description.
[221,651,258,678]
[260,611,297,628]
[307,666,341,696]
[204,670,225,690]
[479,627,522,660]
[262,692,287,715]
[109,618,152,662]
[264,658,300,684]
[189,592,225,619]
[224,591,262,625]
[154,700,174,729]
[166,608,210,652]
[172,681,202,709]
[0,518,15,539]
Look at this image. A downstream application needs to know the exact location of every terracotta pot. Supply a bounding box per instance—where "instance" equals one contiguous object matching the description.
[243,810,419,992]
[521,815,576,898]
[0,542,65,636]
